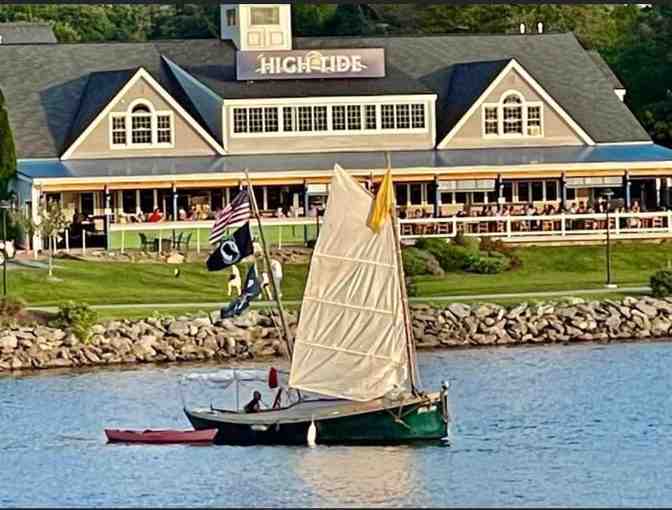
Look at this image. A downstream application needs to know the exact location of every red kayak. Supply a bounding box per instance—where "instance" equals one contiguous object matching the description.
[105,428,217,444]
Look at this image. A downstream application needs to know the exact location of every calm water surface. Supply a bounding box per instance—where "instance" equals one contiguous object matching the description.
[2,342,672,507]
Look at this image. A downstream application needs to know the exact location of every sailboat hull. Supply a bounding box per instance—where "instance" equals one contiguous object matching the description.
[184,391,449,446]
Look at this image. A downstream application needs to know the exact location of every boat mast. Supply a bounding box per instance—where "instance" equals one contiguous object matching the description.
[243,169,294,359]
[385,152,420,394]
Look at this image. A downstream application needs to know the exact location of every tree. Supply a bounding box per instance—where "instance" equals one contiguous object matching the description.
[0,88,16,183]
[33,201,70,278]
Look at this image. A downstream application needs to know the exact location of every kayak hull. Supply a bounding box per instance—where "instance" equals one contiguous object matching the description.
[104,428,217,444]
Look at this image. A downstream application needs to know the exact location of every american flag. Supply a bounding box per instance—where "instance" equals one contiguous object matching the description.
[209,190,251,244]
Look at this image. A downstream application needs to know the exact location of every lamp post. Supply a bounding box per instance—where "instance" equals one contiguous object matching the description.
[602,189,617,289]
[0,200,11,296]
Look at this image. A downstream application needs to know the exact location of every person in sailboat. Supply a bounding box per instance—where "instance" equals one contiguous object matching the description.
[243,390,263,413]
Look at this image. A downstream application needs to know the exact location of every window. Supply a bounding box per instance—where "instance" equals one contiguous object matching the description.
[546,180,558,201]
[226,8,236,26]
[157,114,172,144]
[230,101,429,137]
[298,106,313,132]
[332,105,346,130]
[111,116,126,145]
[250,7,279,25]
[249,108,264,133]
[131,105,152,144]
[347,105,361,130]
[283,107,294,132]
[365,105,377,130]
[411,104,425,128]
[395,184,408,206]
[518,182,530,202]
[502,95,523,135]
[527,105,542,136]
[396,104,410,129]
[264,107,278,132]
[314,106,327,131]
[381,104,395,129]
[531,181,544,201]
[410,184,422,205]
[484,107,498,135]
[233,108,248,133]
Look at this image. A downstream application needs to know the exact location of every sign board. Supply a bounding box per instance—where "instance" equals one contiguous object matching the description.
[236,48,386,81]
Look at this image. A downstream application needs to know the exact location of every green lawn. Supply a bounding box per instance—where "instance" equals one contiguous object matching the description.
[9,241,671,308]
[108,224,320,251]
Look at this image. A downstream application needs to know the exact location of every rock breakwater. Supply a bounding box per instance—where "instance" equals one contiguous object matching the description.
[2,296,672,373]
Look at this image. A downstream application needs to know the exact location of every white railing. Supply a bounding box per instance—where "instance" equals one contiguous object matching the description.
[44,211,672,256]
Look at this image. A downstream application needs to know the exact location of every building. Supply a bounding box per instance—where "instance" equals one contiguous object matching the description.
[2,3,672,249]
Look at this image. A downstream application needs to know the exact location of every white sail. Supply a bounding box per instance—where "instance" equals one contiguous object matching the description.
[288,165,409,402]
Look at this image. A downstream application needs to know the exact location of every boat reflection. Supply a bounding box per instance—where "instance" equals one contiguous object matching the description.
[292,445,420,506]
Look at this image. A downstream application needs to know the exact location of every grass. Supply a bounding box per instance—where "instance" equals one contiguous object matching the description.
[108,224,320,251]
[9,241,671,311]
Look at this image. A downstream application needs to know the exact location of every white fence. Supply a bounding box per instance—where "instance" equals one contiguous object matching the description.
[44,211,672,256]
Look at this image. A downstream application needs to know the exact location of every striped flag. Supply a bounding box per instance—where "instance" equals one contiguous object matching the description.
[209,190,251,244]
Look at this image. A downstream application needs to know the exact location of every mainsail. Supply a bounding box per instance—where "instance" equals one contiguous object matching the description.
[288,165,410,402]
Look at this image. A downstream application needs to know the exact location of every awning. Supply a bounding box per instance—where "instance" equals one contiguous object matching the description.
[18,143,672,183]
[438,179,496,192]
[565,176,623,189]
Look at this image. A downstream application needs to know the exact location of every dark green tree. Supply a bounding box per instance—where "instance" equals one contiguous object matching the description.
[0,88,16,183]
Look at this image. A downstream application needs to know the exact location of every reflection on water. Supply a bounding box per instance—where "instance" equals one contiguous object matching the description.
[294,446,418,506]
[3,343,672,506]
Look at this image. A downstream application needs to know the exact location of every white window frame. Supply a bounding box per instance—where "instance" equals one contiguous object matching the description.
[228,98,431,139]
[109,99,174,150]
[481,90,544,139]
[226,8,236,26]
[249,6,280,26]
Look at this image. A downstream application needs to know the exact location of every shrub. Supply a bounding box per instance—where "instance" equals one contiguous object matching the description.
[467,254,511,274]
[453,231,480,253]
[51,301,99,343]
[651,270,672,297]
[479,238,522,270]
[0,296,25,318]
[402,247,443,276]
[414,238,474,272]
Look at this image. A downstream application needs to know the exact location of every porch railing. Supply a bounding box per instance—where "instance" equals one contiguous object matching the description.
[45,210,672,256]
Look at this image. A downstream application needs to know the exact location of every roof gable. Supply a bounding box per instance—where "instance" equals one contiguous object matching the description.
[61,67,224,159]
[437,59,594,148]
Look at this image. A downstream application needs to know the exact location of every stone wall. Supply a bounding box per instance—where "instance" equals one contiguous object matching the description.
[2,296,672,373]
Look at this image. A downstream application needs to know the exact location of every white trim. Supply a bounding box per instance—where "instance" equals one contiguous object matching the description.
[222,94,437,107]
[615,89,626,102]
[597,141,654,146]
[61,67,225,160]
[481,92,544,139]
[437,59,595,149]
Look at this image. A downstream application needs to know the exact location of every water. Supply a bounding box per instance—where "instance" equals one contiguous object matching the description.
[2,342,672,507]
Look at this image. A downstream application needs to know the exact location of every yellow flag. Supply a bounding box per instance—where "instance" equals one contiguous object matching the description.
[368,168,394,233]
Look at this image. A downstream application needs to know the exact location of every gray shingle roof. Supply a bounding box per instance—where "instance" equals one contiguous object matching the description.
[0,22,56,44]
[588,50,624,89]
[0,33,650,160]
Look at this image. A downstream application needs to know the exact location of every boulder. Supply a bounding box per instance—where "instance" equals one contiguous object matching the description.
[0,335,18,351]
[634,302,658,319]
[447,303,471,320]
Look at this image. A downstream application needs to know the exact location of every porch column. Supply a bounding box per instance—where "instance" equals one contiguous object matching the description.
[172,183,178,221]
[560,172,567,210]
[104,185,112,251]
[135,189,141,214]
[624,171,631,209]
[656,178,662,209]
[31,185,42,255]
[434,176,441,217]
[497,174,504,205]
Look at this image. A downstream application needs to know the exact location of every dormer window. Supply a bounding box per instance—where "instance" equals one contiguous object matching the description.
[482,91,543,138]
[110,100,174,149]
[250,7,279,26]
[226,8,236,26]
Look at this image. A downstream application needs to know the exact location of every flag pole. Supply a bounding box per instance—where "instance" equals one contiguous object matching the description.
[243,169,294,359]
[385,152,420,394]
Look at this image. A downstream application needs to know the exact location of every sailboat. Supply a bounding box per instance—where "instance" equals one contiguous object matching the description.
[184,164,452,445]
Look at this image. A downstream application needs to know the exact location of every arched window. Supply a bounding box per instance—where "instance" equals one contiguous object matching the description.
[131,104,153,144]
[110,100,174,148]
[502,94,523,135]
[482,91,543,138]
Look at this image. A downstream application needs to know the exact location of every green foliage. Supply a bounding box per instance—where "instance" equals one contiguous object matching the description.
[51,301,99,343]
[452,231,480,253]
[650,270,672,298]
[402,247,444,276]
[466,254,511,275]
[0,295,25,319]
[479,238,522,270]
[414,238,475,272]
[0,89,16,182]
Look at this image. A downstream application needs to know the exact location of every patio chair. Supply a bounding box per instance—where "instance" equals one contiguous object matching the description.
[138,232,155,252]
[178,232,193,252]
